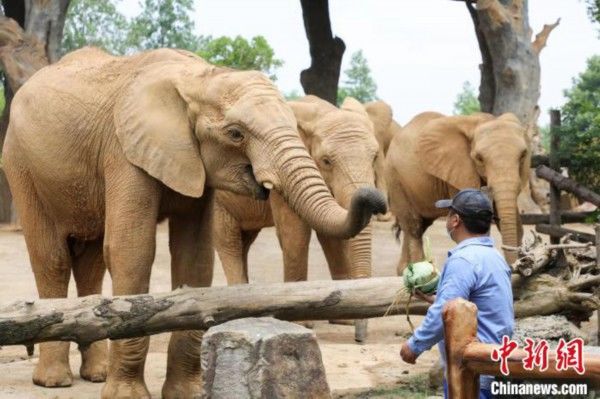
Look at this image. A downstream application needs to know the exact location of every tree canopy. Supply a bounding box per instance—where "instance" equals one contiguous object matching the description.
[453,81,481,115]
[62,0,129,55]
[128,0,199,51]
[197,36,283,80]
[337,50,377,104]
[560,55,600,192]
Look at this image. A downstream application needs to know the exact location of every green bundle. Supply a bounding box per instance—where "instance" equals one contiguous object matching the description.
[402,261,440,295]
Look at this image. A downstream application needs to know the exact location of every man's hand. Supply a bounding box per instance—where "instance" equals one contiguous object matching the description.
[400,342,417,364]
[414,289,436,304]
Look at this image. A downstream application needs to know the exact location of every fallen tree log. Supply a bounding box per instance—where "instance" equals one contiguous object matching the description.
[536,165,600,206]
[0,277,428,346]
[520,211,596,225]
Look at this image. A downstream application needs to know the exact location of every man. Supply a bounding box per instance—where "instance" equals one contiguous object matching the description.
[400,189,514,399]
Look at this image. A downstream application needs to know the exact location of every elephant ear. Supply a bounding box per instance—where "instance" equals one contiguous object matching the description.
[114,64,205,198]
[364,100,393,152]
[416,116,481,190]
[287,100,321,147]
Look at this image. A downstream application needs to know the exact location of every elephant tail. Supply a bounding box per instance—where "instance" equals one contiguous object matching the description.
[392,218,401,241]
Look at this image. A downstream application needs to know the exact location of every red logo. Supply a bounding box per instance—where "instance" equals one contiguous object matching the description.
[523,338,549,372]
[491,336,518,376]
[491,336,586,376]
[556,338,585,375]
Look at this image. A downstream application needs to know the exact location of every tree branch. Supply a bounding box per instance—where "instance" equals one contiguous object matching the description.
[532,18,560,54]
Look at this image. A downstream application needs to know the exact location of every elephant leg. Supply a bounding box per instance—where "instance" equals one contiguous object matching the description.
[214,201,248,285]
[316,234,350,280]
[241,229,260,280]
[72,238,107,383]
[101,170,159,399]
[163,199,214,399]
[271,192,311,282]
[9,174,73,387]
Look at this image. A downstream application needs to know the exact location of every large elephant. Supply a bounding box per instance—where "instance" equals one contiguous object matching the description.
[364,100,402,221]
[2,48,385,399]
[214,95,381,286]
[385,112,530,273]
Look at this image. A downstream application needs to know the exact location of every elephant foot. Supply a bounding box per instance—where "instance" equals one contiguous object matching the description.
[80,341,108,382]
[32,361,73,387]
[101,379,150,399]
[162,378,203,399]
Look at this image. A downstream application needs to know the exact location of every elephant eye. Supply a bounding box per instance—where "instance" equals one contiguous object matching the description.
[227,128,244,143]
[321,157,332,167]
[475,153,484,163]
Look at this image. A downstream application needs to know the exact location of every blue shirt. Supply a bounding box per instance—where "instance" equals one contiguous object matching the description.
[406,236,514,390]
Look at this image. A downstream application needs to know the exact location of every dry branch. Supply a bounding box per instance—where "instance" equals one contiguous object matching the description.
[536,165,600,206]
[532,18,560,54]
[0,277,428,347]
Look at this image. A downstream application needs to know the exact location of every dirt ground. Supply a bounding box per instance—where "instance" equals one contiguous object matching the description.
[0,219,595,398]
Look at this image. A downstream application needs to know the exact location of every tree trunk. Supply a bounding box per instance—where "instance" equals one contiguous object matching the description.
[0,0,69,224]
[299,0,345,105]
[465,0,559,211]
[0,277,430,346]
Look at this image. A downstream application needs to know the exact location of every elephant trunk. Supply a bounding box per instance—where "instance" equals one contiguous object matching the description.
[337,187,373,279]
[493,185,521,265]
[268,134,387,239]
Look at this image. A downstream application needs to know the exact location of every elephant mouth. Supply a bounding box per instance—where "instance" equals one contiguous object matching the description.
[245,164,270,201]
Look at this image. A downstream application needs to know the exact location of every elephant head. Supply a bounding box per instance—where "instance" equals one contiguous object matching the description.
[364,100,401,221]
[416,113,530,262]
[113,58,386,238]
[288,95,380,278]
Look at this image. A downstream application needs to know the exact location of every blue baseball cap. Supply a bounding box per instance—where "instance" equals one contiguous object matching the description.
[435,189,493,221]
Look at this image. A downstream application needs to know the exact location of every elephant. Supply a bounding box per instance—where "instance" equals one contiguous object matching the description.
[213,95,383,338]
[385,112,530,273]
[2,47,386,399]
[364,100,402,221]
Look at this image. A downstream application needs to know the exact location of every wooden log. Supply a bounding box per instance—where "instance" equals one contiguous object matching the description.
[530,154,570,168]
[520,211,596,225]
[535,224,595,243]
[443,299,480,399]
[0,277,428,346]
[536,165,600,207]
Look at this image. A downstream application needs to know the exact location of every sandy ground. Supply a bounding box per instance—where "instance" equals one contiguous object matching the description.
[0,219,594,398]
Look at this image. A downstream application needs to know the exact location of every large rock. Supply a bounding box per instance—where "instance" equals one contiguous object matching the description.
[201,317,331,399]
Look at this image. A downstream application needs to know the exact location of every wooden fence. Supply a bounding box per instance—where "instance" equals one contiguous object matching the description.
[443,298,600,398]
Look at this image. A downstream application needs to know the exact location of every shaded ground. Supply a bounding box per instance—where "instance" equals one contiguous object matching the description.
[0,220,595,397]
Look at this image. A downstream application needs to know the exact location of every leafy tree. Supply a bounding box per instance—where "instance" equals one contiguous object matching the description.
[587,0,600,26]
[559,55,600,192]
[337,50,377,104]
[284,89,302,100]
[197,35,283,80]
[128,0,200,51]
[62,0,129,55]
[453,81,481,115]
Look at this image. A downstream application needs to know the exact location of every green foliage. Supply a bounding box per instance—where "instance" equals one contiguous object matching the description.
[337,50,378,104]
[128,0,200,51]
[453,81,481,115]
[539,124,551,152]
[196,35,283,80]
[559,55,600,192]
[62,0,129,55]
[284,89,302,100]
[587,0,600,26]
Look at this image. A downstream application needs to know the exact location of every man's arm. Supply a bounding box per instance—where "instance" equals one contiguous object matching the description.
[405,257,476,357]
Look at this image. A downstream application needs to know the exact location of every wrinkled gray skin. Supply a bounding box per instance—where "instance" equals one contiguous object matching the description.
[2,47,386,399]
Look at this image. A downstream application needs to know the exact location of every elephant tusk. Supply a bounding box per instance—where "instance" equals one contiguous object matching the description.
[263,182,274,190]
